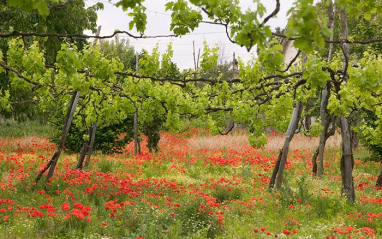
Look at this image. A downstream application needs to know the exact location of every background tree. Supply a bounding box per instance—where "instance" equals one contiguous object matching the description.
[101,35,136,71]
[0,0,102,120]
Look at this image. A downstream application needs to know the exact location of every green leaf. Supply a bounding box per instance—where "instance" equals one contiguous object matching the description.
[364,12,371,20]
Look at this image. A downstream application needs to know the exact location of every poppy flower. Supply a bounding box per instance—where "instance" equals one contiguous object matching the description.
[61,203,70,211]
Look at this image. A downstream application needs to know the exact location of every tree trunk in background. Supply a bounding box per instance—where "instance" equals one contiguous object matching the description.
[304,116,311,131]
[269,101,303,189]
[351,130,359,149]
[35,91,80,187]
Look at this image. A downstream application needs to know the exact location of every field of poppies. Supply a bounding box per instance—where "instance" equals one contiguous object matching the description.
[0,125,381,238]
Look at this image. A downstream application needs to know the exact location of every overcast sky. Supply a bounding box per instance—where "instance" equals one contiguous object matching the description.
[84,0,295,70]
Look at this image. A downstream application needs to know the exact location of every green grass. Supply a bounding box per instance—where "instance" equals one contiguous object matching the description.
[0,126,381,239]
[0,120,54,139]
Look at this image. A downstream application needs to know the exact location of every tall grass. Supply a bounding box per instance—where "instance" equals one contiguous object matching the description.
[187,130,342,152]
[0,119,54,139]
[0,119,55,154]
[187,131,249,151]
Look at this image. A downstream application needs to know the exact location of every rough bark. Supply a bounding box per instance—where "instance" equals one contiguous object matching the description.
[275,101,303,189]
[76,126,91,169]
[304,116,311,131]
[351,130,359,149]
[269,51,306,189]
[76,142,89,169]
[340,115,355,202]
[327,4,335,61]
[313,3,336,177]
[269,101,303,189]
[133,110,139,155]
[313,115,336,175]
[35,91,80,186]
[84,121,97,169]
[312,147,319,175]
[77,26,101,168]
[268,149,283,189]
[317,87,330,177]
[376,167,382,187]
[339,9,355,203]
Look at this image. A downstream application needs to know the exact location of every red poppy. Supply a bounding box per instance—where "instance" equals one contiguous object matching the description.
[61,203,70,211]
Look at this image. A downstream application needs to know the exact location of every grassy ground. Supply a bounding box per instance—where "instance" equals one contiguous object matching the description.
[0,119,54,139]
[0,124,381,238]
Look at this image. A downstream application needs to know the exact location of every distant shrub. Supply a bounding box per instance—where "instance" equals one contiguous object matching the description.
[51,116,134,154]
[357,111,382,162]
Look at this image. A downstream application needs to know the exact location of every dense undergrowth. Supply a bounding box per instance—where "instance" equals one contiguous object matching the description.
[0,123,381,238]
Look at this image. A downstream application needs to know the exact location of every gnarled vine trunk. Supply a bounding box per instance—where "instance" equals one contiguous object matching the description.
[76,128,91,169]
[339,9,355,203]
[269,51,307,189]
[76,121,97,169]
[84,121,97,168]
[269,101,303,189]
[376,167,382,187]
[316,86,330,177]
[340,115,355,202]
[313,114,336,176]
[312,3,336,177]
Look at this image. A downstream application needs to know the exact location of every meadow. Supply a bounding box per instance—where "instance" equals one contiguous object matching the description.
[0,124,381,238]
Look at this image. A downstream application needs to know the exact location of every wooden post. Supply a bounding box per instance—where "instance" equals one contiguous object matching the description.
[339,9,355,203]
[193,41,197,73]
[313,114,335,176]
[84,121,97,168]
[317,86,330,177]
[76,132,90,169]
[269,101,303,189]
[136,51,139,73]
[134,111,139,155]
[35,91,80,186]
[340,115,355,201]
[268,149,283,189]
[232,52,238,79]
[134,51,139,155]
[315,4,336,177]
[193,41,198,85]
[76,26,103,169]
[93,26,102,47]
[376,167,382,187]
[269,53,306,189]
